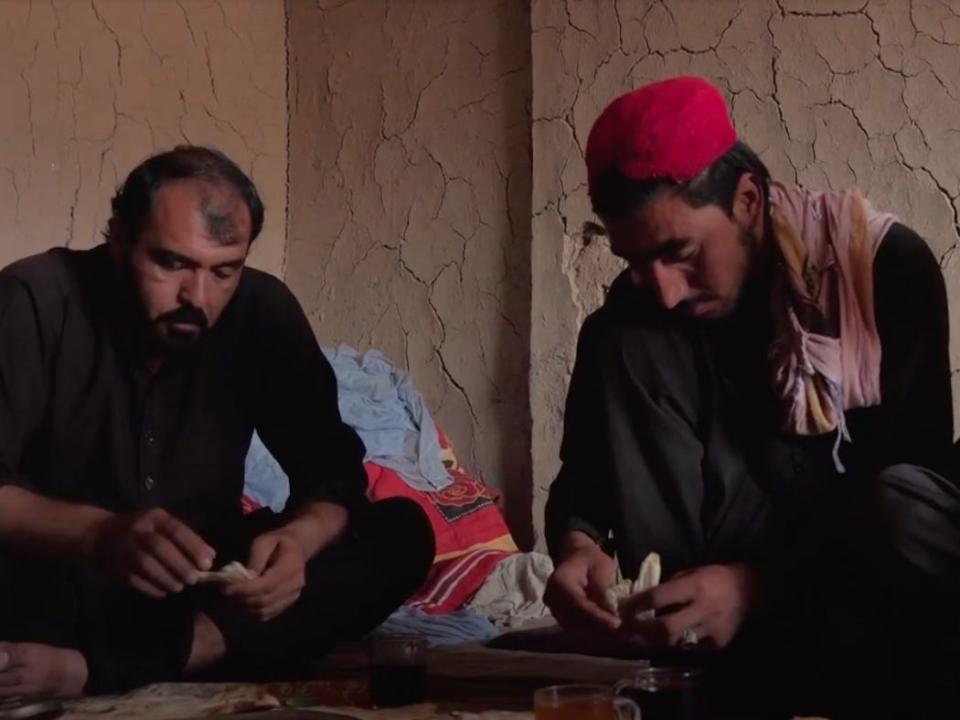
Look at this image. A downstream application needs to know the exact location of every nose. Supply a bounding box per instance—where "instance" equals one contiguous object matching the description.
[178,269,208,310]
[649,261,690,310]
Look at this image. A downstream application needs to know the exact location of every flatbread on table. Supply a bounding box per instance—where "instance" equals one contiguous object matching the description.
[61,682,280,720]
[604,552,661,617]
[194,561,256,584]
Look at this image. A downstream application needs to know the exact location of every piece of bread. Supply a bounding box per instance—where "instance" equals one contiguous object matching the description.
[194,561,256,584]
[604,552,661,616]
[636,551,661,592]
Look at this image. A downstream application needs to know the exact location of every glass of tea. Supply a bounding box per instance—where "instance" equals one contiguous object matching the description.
[368,634,428,708]
[534,684,641,720]
[615,666,705,720]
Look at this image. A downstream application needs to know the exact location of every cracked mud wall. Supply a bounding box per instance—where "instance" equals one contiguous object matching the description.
[531,0,960,547]
[8,0,956,552]
[286,0,533,545]
[0,0,287,276]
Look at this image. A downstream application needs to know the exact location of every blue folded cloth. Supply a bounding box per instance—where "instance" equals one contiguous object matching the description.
[323,344,451,492]
[243,344,453,512]
[372,607,499,647]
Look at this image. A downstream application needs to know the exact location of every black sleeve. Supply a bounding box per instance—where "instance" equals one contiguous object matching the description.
[871,222,953,475]
[252,280,368,514]
[545,313,615,559]
[0,276,50,491]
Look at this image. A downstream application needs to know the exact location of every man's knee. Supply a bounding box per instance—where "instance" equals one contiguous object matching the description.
[875,462,955,494]
[873,464,960,535]
[868,464,960,594]
[358,498,435,597]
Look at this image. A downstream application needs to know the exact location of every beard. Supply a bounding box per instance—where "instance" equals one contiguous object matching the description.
[678,224,761,321]
[152,303,209,351]
[114,252,209,355]
[738,223,757,248]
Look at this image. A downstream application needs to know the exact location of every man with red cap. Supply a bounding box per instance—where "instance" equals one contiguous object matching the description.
[544,76,960,717]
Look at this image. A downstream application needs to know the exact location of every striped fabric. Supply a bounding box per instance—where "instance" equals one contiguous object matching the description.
[405,548,512,615]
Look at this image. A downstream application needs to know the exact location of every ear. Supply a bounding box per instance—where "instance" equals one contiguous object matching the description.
[731,173,763,234]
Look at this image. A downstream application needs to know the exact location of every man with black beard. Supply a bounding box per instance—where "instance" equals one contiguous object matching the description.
[543,77,960,718]
[0,146,433,698]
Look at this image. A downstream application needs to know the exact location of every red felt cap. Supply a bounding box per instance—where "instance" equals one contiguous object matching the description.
[585,76,737,192]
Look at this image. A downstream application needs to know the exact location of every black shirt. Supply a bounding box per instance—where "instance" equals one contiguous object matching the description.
[546,223,954,569]
[0,245,367,537]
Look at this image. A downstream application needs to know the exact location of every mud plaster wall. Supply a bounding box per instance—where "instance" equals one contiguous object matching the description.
[0,0,288,277]
[286,1,533,545]
[531,0,960,547]
[6,0,958,551]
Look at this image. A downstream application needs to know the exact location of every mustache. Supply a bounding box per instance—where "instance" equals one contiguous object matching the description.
[155,304,208,330]
[679,291,717,305]
[676,292,720,315]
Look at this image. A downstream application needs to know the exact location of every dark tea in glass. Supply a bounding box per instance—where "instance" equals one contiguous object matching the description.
[368,634,427,708]
[615,666,705,720]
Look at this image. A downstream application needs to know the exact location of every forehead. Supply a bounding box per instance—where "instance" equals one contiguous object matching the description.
[146,178,252,247]
[606,191,727,257]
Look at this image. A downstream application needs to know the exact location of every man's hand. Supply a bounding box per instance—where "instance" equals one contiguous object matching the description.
[619,563,760,650]
[223,529,306,622]
[89,508,216,598]
[544,540,621,634]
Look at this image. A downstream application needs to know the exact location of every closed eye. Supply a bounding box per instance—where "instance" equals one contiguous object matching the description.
[659,238,696,263]
[150,249,193,271]
[212,263,243,280]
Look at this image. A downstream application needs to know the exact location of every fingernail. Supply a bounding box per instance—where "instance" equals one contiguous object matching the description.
[0,651,8,669]
[186,572,198,585]
[200,554,214,570]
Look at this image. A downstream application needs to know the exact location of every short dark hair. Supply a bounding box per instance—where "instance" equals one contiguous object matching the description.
[589,141,771,220]
[107,145,264,245]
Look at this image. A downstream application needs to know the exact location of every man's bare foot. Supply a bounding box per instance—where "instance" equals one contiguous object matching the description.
[0,642,88,699]
[184,613,228,675]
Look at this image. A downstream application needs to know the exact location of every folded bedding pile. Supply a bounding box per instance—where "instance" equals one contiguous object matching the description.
[243,345,549,645]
